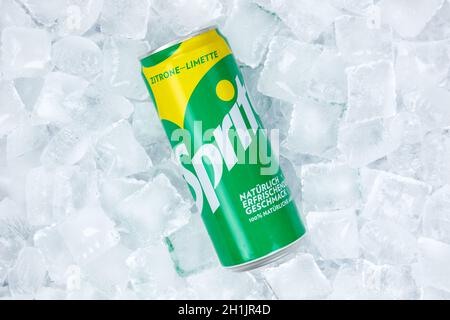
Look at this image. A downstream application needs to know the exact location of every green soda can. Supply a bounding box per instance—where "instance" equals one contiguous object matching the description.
[140,26,306,271]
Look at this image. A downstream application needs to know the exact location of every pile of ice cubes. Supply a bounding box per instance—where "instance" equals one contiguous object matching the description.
[1,0,450,300]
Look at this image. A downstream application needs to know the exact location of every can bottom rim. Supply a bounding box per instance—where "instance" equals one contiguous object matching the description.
[224,233,307,273]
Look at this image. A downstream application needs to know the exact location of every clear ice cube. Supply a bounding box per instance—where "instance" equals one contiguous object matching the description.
[7,247,47,298]
[307,49,348,104]
[362,172,431,233]
[285,98,343,158]
[263,253,332,299]
[115,174,190,246]
[1,27,51,79]
[100,0,151,40]
[102,37,150,100]
[345,60,397,123]
[95,120,152,177]
[360,219,417,265]
[420,129,450,188]
[416,237,450,292]
[40,124,92,167]
[151,0,223,36]
[57,205,120,265]
[33,225,74,284]
[300,163,361,213]
[126,242,186,299]
[83,244,131,296]
[34,72,89,125]
[164,214,218,277]
[338,118,402,168]
[258,36,322,102]
[379,0,445,38]
[222,1,280,68]
[306,209,359,260]
[269,0,342,42]
[335,15,393,65]
[26,166,89,226]
[422,185,450,244]
[331,260,418,299]
[188,267,267,299]
[52,36,103,78]
[0,80,25,136]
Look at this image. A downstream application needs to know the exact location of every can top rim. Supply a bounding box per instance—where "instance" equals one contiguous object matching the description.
[139,25,218,61]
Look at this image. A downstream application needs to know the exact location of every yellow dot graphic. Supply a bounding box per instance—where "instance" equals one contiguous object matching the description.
[216,80,235,102]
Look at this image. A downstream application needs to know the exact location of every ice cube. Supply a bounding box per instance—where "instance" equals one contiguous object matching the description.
[258,36,322,102]
[395,40,450,94]
[0,0,33,29]
[306,209,359,260]
[307,49,347,104]
[151,0,223,36]
[362,172,431,233]
[387,143,423,180]
[100,0,150,40]
[345,60,397,123]
[7,247,47,298]
[269,0,342,42]
[35,287,67,300]
[83,245,131,296]
[115,174,189,246]
[34,72,89,125]
[131,101,166,149]
[338,118,402,168]
[335,15,393,65]
[13,77,44,111]
[421,287,450,300]
[422,185,450,244]
[95,120,152,177]
[26,166,89,226]
[329,0,374,15]
[102,37,150,100]
[285,98,343,158]
[52,36,102,78]
[164,214,218,277]
[56,0,104,36]
[409,87,450,131]
[417,1,450,41]
[144,8,177,49]
[416,237,450,292]
[188,267,267,299]
[62,86,134,130]
[379,0,445,38]
[331,260,418,299]
[222,1,280,68]
[99,177,146,215]
[300,163,360,213]
[57,205,120,265]
[420,129,450,187]
[33,225,74,284]
[40,124,92,167]
[20,0,67,27]
[126,242,186,299]
[1,27,51,79]
[6,123,49,161]
[0,80,25,136]
[263,253,332,299]
[360,219,417,265]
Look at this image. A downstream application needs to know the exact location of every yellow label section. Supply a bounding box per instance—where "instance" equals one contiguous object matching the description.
[142,30,232,129]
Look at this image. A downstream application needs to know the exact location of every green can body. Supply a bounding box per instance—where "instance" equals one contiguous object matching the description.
[141,27,306,270]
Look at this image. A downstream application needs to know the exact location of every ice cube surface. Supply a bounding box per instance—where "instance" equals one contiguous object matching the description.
[100,0,151,40]
[0,0,449,300]
[1,27,52,79]
[307,209,359,260]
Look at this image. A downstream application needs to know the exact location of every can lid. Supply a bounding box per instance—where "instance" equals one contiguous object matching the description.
[139,25,218,61]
